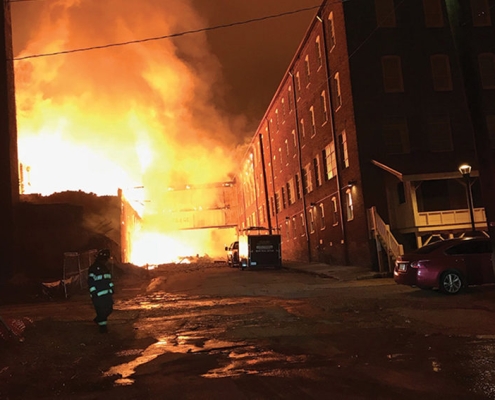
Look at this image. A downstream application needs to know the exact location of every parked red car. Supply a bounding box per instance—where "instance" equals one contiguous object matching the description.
[394,236,494,295]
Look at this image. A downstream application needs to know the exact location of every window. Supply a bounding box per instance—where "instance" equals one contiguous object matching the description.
[305,55,311,83]
[345,189,354,221]
[319,204,326,229]
[315,36,323,68]
[279,148,283,168]
[281,186,287,209]
[331,196,339,225]
[314,156,322,187]
[471,0,491,26]
[382,56,404,92]
[486,115,495,148]
[323,142,337,180]
[295,174,302,199]
[287,179,295,205]
[275,192,281,214]
[423,0,444,27]
[479,53,495,89]
[285,139,289,158]
[300,118,306,138]
[320,91,328,123]
[328,12,336,48]
[300,213,305,235]
[309,208,315,233]
[292,129,297,148]
[427,116,453,152]
[332,72,342,109]
[338,131,349,169]
[303,163,313,194]
[374,0,396,27]
[270,197,275,217]
[288,86,293,111]
[281,98,286,119]
[275,109,280,131]
[295,72,301,94]
[431,54,453,91]
[382,117,410,154]
[293,216,297,238]
[310,106,316,136]
[285,219,290,240]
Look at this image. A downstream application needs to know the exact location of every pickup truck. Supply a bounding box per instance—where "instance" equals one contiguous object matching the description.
[224,241,240,267]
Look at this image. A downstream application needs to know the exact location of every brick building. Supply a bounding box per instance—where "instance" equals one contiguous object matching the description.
[236,0,495,270]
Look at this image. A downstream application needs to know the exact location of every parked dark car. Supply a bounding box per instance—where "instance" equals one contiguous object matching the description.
[225,241,239,267]
[394,236,494,295]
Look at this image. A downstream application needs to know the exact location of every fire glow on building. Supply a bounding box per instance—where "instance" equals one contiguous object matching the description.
[12,0,241,265]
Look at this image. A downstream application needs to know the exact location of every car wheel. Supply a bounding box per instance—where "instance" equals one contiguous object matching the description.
[439,270,463,295]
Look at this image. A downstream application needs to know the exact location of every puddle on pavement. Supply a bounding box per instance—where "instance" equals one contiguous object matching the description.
[103,332,308,386]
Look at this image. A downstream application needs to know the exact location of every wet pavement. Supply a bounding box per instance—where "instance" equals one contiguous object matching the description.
[2,262,495,399]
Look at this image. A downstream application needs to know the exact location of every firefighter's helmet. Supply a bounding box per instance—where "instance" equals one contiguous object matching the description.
[97,249,110,259]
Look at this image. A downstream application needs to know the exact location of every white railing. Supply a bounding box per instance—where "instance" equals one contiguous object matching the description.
[368,206,404,272]
[417,208,486,228]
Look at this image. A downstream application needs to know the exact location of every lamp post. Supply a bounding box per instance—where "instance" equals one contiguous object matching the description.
[459,164,476,234]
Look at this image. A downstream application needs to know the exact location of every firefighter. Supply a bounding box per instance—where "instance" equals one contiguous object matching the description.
[88,249,114,333]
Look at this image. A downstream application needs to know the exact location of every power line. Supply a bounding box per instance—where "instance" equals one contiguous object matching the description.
[12,4,323,61]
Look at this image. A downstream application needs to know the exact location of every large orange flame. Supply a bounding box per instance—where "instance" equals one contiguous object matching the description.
[12,0,242,265]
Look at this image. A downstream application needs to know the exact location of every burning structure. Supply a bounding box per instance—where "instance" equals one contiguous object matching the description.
[7,0,246,273]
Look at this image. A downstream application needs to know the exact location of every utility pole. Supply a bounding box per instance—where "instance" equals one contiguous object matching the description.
[446,1,495,269]
[0,0,19,283]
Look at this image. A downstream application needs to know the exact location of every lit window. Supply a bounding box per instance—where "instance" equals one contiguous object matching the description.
[331,196,339,225]
[300,118,306,138]
[296,72,301,94]
[323,142,337,180]
[300,213,306,236]
[285,139,289,157]
[431,54,453,91]
[319,204,326,229]
[479,53,495,89]
[275,109,280,131]
[288,86,293,111]
[345,189,354,221]
[338,131,349,169]
[320,91,328,123]
[293,217,297,238]
[328,12,337,48]
[285,219,290,240]
[303,163,313,194]
[331,72,342,109]
[382,56,404,92]
[292,129,297,148]
[313,156,322,187]
[374,0,396,27]
[309,208,315,233]
[310,106,316,137]
[287,180,295,205]
[295,174,302,199]
[305,55,311,83]
[315,36,323,67]
[423,0,444,27]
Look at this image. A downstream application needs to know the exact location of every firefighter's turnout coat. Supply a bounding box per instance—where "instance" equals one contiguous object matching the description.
[88,259,114,328]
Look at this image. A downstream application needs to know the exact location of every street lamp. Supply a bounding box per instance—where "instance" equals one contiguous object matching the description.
[458,164,476,234]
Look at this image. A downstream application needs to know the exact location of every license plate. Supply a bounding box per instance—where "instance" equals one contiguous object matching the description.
[398,263,407,272]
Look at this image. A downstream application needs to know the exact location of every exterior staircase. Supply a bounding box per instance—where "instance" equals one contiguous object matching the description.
[368,206,404,273]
